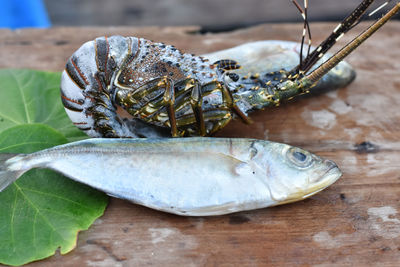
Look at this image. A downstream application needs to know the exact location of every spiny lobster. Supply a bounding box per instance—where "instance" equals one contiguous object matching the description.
[60,0,400,138]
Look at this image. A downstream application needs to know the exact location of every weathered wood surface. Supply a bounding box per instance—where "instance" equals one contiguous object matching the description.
[0,22,399,266]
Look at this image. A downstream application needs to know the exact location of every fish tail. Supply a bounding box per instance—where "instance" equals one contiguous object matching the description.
[0,153,27,192]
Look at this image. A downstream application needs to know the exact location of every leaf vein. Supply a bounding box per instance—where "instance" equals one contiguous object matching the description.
[18,186,98,212]
[33,212,38,250]
[0,111,22,125]
[10,187,18,251]
[13,182,67,243]
[41,208,82,221]
[10,71,33,123]
[0,141,60,153]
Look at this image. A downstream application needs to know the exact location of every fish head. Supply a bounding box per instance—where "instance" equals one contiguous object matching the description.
[252,141,342,205]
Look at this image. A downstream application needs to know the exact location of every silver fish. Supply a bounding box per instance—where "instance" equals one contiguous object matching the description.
[0,138,341,216]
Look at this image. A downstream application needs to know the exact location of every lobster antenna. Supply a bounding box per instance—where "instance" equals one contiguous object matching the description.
[292,0,312,71]
[347,1,394,32]
[369,0,392,16]
[305,2,400,85]
[305,1,312,59]
[298,0,375,74]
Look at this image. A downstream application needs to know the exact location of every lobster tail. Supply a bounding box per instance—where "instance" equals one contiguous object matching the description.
[61,36,143,138]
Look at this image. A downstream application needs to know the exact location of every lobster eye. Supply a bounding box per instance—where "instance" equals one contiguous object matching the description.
[286,147,313,168]
[228,73,240,82]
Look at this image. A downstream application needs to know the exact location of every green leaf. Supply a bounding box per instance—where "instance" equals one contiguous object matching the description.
[0,124,108,266]
[0,69,87,141]
[0,123,68,153]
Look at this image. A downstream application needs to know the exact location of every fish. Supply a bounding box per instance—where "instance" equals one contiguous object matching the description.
[0,138,341,216]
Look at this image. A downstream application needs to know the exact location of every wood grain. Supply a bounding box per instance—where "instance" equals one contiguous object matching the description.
[0,22,399,266]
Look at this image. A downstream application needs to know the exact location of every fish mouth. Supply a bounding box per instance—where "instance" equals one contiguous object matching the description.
[276,160,342,205]
[301,161,342,199]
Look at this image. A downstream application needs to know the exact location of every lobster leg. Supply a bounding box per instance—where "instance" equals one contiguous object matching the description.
[113,77,178,136]
[213,59,252,124]
[174,78,232,136]
[159,77,179,137]
[219,83,253,124]
[189,80,206,136]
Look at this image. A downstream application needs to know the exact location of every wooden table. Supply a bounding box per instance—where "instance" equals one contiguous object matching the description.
[0,22,399,266]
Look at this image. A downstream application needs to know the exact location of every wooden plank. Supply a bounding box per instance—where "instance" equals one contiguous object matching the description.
[0,22,399,266]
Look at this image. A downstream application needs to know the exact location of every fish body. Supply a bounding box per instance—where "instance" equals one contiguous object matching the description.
[0,138,341,216]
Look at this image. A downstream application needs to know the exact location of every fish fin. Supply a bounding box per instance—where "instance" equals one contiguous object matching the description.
[180,201,238,216]
[217,153,253,177]
[217,152,248,166]
[0,154,25,192]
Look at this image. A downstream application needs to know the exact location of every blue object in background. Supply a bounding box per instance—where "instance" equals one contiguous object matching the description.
[0,0,51,29]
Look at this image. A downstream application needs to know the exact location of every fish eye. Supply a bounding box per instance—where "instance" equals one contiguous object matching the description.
[293,151,307,162]
[286,147,314,169]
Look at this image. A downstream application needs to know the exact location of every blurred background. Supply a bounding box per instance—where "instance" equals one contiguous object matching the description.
[1,0,398,31]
